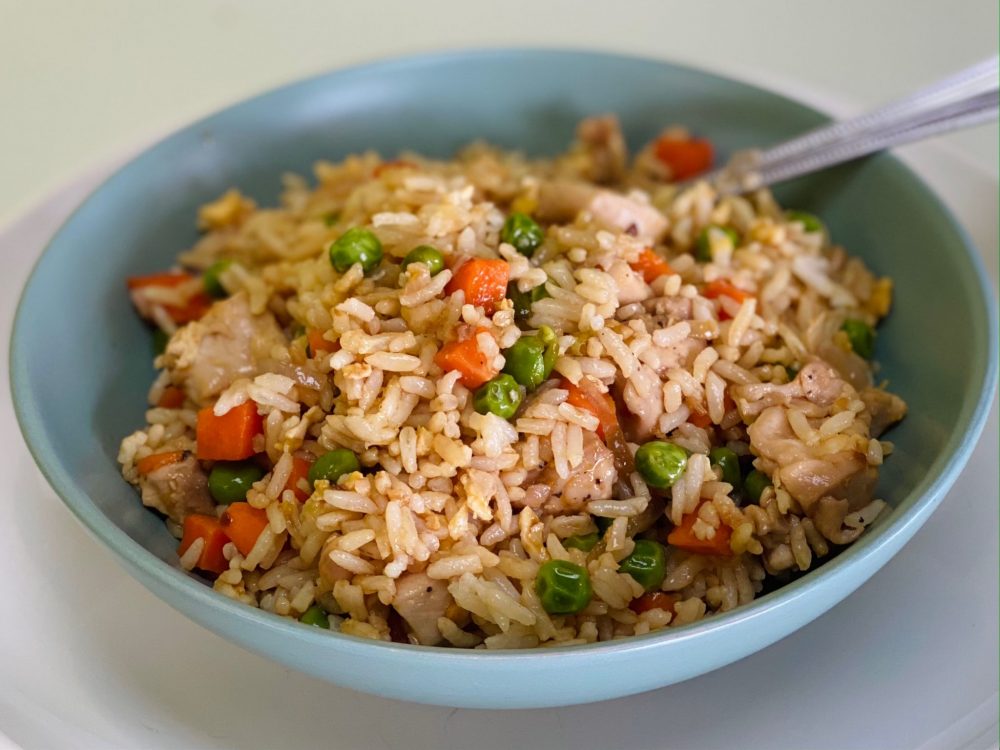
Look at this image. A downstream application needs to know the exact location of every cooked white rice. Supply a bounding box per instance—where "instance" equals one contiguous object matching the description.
[119,115,906,649]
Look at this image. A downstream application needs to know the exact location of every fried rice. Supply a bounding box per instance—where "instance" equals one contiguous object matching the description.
[118,115,907,649]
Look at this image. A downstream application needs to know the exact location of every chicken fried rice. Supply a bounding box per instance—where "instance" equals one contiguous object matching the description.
[119,116,906,648]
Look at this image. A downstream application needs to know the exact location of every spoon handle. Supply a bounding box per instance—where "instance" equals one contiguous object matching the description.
[699,56,999,195]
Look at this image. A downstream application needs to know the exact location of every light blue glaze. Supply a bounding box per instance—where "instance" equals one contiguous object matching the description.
[9,49,997,709]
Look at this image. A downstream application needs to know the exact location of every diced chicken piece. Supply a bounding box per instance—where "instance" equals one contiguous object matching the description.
[747,406,875,515]
[392,572,453,646]
[163,293,285,404]
[813,496,865,545]
[576,115,628,185]
[859,387,907,437]
[608,260,651,305]
[619,365,664,443]
[535,180,598,224]
[540,431,618,512]
[515,484,551,510]
[797,361,845,406]
[535,181,667,242]
[139,454,214,524]
[588,191,668,242]
[745,406,812,467]
[734,360,848,420]
[778,453,877,513]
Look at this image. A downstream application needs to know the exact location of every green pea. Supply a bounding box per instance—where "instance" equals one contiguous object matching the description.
[329,228,383,274]
[208,461,266,504]
[743,470,772,504]
[401,245,445,276]
[618,539,667,592]
[841,319,875,359]
[152,328,169,357]
[300,604,330,628]
[535,559,592,615]
[634,441,688,489]
[502,326,556,390]
[507,281,549,322]
[709,447,742,490]
[563,532,599,552]
[472,374,523,419]
[308,449,361,487]
[202,259,232,299]
[785,210,826,235]
[500,212,544,257]
[695,225,740,263]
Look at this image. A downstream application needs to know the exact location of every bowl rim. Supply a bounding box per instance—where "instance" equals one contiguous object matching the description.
[9,46,999,663]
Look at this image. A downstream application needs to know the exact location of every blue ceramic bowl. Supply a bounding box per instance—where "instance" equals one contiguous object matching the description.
[10,50,997,708]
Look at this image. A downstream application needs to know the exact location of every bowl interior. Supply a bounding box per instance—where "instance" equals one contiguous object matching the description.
[9,49,996,704]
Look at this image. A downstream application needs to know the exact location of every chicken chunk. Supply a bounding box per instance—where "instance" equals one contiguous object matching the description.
[734,360,848,420]
[535,181,668,242]
[588,190,668,242]
[778,453,877,513]
[575,114,628,185]
[139,454,214,524]
[813,496,865,545]
[859,387,907,437]
[163,293,285,404]
[539,431,618,512]
[392,572,453,646]
[747,406,875,515]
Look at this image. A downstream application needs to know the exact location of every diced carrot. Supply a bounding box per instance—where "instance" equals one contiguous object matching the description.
[434,327,497,389]
[667,505,734,556]
[196,401,262,461]
[136,450,185,476]
[629,591,677,615]
[164,292,212,324]
[126,272,192,290]
[703,279,752,304]
[688,410,713,429]
[562,378,619,440]
[220,502,270,556]
[373,159,417,177]
[307,328,338,355]
[127,271,211,324]
[445,258,510,315]
[630,248,674,284]
[157,386,186,409]
[653,136,714,181]
[178,514,229,575]
[703,279,754,321]
[285,456,314,501]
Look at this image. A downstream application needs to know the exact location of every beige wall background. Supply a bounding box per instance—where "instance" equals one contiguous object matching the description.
[0,0,996,225]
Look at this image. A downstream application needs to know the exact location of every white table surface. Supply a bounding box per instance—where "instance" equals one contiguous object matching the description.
[1,3,997,748]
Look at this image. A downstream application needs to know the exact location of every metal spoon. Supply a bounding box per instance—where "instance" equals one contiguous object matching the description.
[687,56,999,195]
